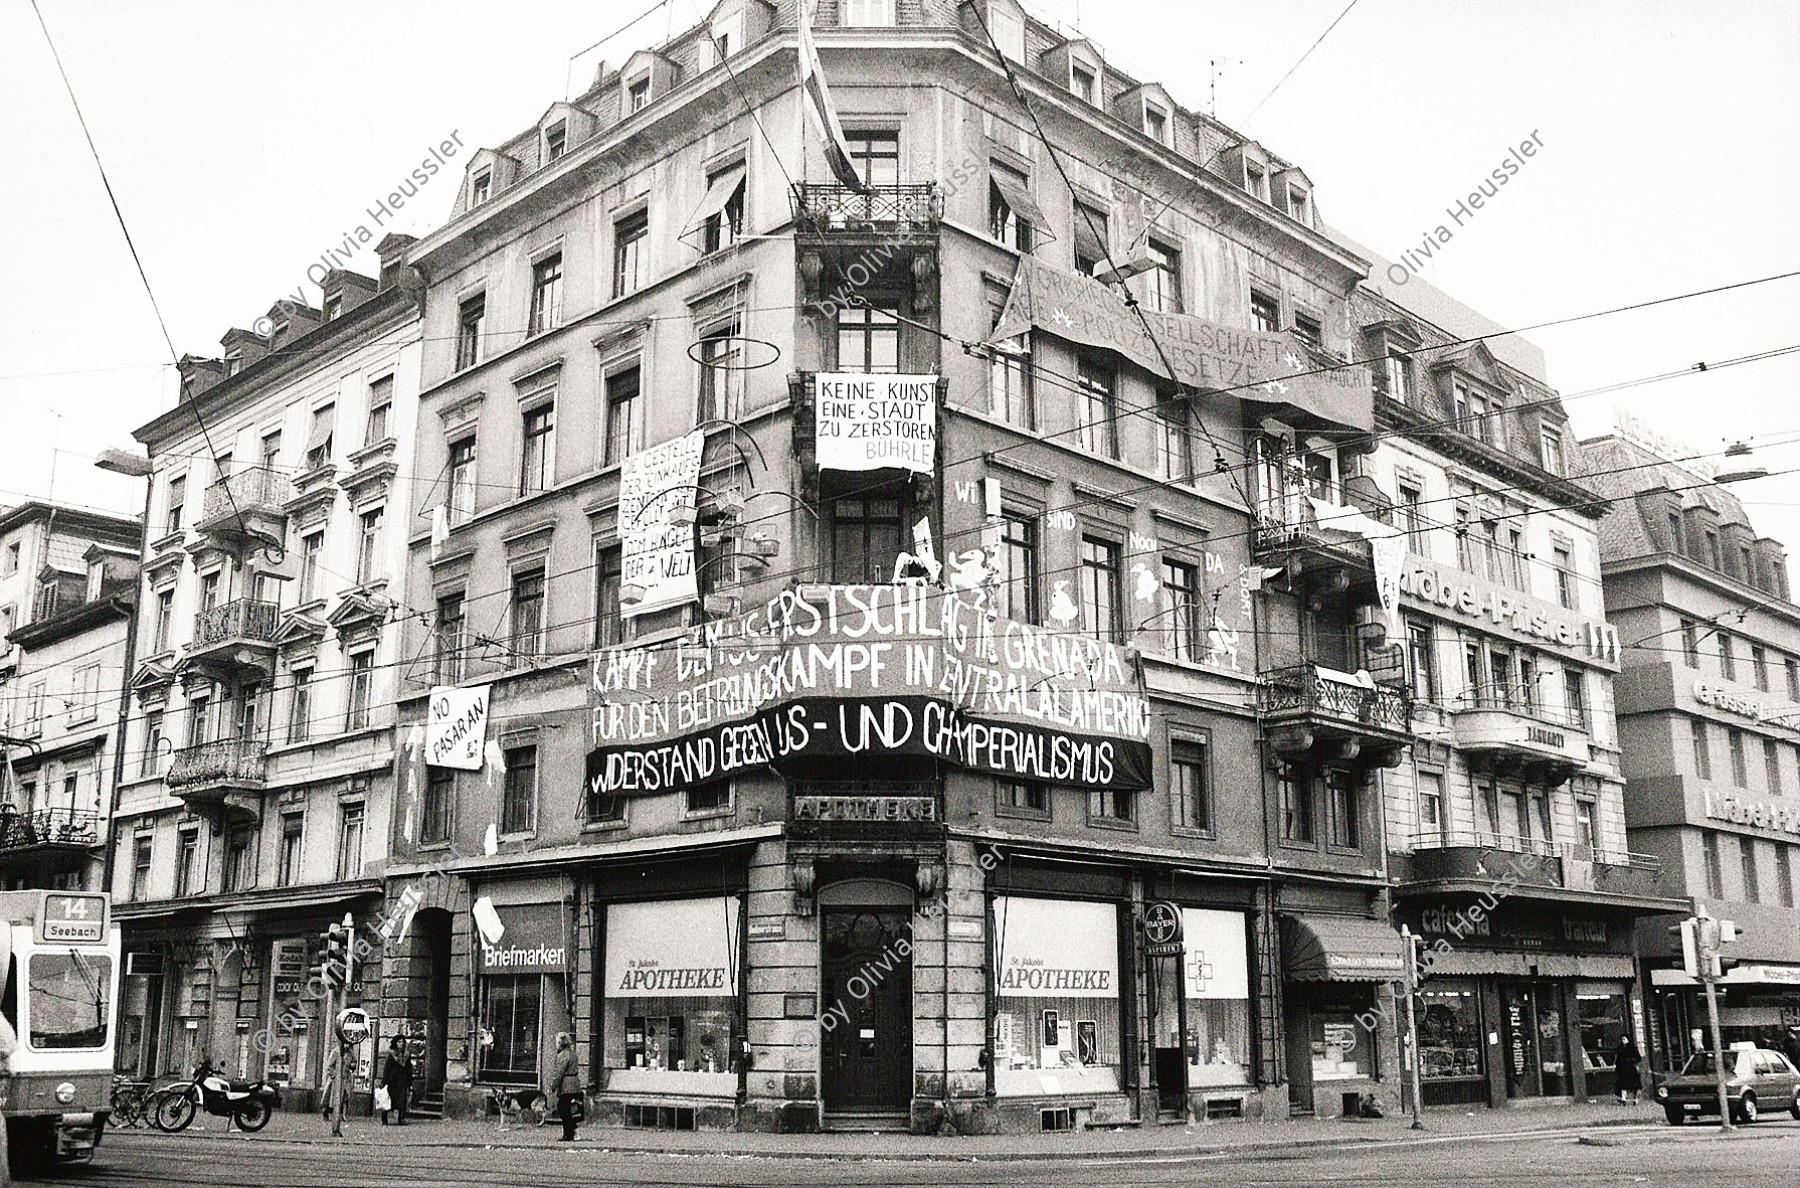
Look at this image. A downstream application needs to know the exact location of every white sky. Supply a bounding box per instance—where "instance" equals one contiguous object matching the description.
[3,0,1797,549]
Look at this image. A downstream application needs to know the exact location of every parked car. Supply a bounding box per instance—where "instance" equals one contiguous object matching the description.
[1655,1046,1800,1124]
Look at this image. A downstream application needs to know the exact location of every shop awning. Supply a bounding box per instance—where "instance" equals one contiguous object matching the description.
[1282,914,1406,982]
[1425,950,1636,979]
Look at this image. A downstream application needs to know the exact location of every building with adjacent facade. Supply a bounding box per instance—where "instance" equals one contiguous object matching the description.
[109,245,421,1107]
[1578,427,1800,1071]
[0,502,142,892]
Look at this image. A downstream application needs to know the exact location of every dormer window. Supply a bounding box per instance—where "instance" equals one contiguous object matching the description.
[842,0,897,25]
[223,351,242,376]
[545,122,567,162]
[709,10,743,61]
[1070,63,1096,103]
[1287,185,1310,224]
[472,171,492,206]
[1384,350,1412,403]
[1452,380,1504,448]
[628,76,651,111]
[1143,102,1169,145]
[1245,162,1268,202]
[986,4,1025,59]
[324,293,343,321]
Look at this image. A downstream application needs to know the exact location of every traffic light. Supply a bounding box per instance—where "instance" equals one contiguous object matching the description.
[318,922,348,992]
[1674,914,1741,980]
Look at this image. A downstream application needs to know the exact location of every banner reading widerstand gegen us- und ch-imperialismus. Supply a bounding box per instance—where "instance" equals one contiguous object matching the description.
[586,584,1152,797]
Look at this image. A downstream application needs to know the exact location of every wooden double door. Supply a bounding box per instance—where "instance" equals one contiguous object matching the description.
[820,908,913,1114]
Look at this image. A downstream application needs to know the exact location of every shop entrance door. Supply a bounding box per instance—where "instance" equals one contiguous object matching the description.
[1500,981,1570,1098]
[821,908,913,1115]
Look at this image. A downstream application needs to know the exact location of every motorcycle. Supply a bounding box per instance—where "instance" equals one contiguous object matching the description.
[153,1060,280,1133]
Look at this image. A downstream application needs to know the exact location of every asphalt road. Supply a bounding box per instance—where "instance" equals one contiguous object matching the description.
[17,1123,1799,1187]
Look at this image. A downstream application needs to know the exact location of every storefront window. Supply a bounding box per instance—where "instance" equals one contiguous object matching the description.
[992,896,1123,1095]
[1309,986,1377,1081]
[1577,982,1630,1090]
[602,897,740,1095]
[1418,980,1484,1082]
[481,974,543,1085]
[475,900,570,1088]
[1182,908,1252,1087]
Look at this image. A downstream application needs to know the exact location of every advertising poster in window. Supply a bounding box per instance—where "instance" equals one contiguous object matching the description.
[602,898,741,1096]
[586,583,1152,795]
[1181,907,1252,1085]
[991,896,1122,1096]
[814,373,937,474]
[617,428,705,619]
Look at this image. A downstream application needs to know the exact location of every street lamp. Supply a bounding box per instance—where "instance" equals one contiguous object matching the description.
[1713,441,1769,485]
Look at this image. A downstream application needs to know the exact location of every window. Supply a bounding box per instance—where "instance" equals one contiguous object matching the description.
[603,366,639,467]
[612,211,648,297]
[593,544,622,648]
[587,774,624,824]
[1072,201,1108,276]
[298,530,325,602]
[1292,312,1322,350]
[1079,536,1122,643]
[1789,657,1800,701]
[447,435,477,525]
[1704,529,1721,570]
[1702,832,1725,897]
[1727,728,1748,786]
[685,779,732,816]
[1326,770,1360,849]
[1777,845,1795,909]
[987,295,1032,428]
[471,171,491,206]
[1244,162,1268,201]
[305,405,335,470]
[140,710,164,777]
[435,593,467,683]
[1396,481,1425,553]
[841,0,896,26]
[1,542,16,575]
[519,401,554,495]
[1680,618,1700,668]
[1156,395,1194,481]
[1691,718,1712,779]
[175,828,200,897]
[830,494,903,584]
[1563,669,1587,730]
[501,745,537,835]
[1752,645,1770,691]
[1076,357,1118,458]
[1250,289,1281,333]
[365,375,392,444]
[845,130,899,189]
[337,803,365,880]
[1384,350,1412,403]
[184,691,210,747]
[1719,631,1737,681]
[1286,186,1309,224]
[223,824,255,892]
[1741,836,1761,902]
[698,319,744,420]
[1765,738,1783,795]
[422,768,453,844]
[836,301,899,373]
[1144,239,1181,313]
[510,568,545,659]
[1070,63,1096,103]
[996,779,1049,817]
[527,253,563,337]
[130,835,153,900]
[345,651,373,731]
[164,476,186,536]
[277,813,304,886]
[355,506,383,584]
[1408,620,1437,702]
[1540,427,1564,475]
[988,163,1034,251]
[1667,511,1685,555]
[1143,103,1169,144]
[1171,739,1210,833]
[1574,797,1597,853]
[1280,770,1313,843]
[1089,786,1134,824]
[994,512,1038,624]
[627,76,650,111]
[702,168,745,253]
[1416,771,1446,841]
[456,292,485,370]
[288,667,313,743]
[1547,544,1574,610]
[1161,559,1200,661]
[544,122,566,161]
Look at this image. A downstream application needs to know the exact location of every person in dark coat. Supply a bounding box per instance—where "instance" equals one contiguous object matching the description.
[1613,1034,1643,1105]
[379,1037,413,1125]
[549,1032,581,1141]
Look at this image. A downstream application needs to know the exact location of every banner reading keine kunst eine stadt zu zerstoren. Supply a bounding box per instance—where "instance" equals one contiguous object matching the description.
[586,584,1152,796]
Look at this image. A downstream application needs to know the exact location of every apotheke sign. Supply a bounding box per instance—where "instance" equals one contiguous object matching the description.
[1703,790,1800,837]
[1396,559,1619,663]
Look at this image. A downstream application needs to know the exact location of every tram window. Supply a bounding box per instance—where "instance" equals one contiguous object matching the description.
[28,951,112,1049]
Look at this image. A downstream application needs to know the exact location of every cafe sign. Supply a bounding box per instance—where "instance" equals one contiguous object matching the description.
[1703,790,1800,838]
[1396,558,1619,666]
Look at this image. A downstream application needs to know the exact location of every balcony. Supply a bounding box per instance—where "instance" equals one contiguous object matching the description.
[0,807,101,877]
[792,182,940,239]
[185,598,281,680]
[166,738,266,823]
[1398,832,1674,905]
[1251,493,1384,597]
[1449,687,1590,784]
[794,183,940,295]
[195,467,292,552]
[1259,662,1411,765]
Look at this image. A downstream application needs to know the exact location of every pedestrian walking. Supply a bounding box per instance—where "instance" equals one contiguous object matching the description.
[378,1037,413,1125]
[1613,1034,1643,1105]
[549,1032,582,1141]
[0,999,17,1186]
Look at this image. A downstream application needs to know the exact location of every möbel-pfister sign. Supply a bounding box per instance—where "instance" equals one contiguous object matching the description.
[1396,557,1619,665]
[586,584,1152,796]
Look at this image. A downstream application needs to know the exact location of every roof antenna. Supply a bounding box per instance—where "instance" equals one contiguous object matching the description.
[1208,58,1245,117]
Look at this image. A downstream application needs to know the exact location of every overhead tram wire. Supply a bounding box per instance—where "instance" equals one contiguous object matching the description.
[1239,0,1362,125]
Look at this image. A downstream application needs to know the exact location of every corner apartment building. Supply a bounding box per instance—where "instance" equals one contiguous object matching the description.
[1578,428,1800,1070]
[0,502,142,892]
[1344,275,1684,1108]
[380,0,1418,1133]
[110,246,421,1106]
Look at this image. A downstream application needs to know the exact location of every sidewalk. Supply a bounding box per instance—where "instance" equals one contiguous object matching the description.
[108,1100,1668,1162]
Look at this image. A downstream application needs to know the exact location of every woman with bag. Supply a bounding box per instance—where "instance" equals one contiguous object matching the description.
[549,1032,582,1141]
[378,1037,412,1125]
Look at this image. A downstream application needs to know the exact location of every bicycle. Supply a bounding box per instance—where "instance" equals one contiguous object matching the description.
[109,1076,153,1128]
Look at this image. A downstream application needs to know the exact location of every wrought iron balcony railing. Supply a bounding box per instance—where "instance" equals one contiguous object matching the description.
[792,182,941,234]
[202,466,294,523]
[0,807,100,850]
[166,738,268,788]
[193,599,281,648]
[1259,663,1410,733]
[1452,684,1589,732]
